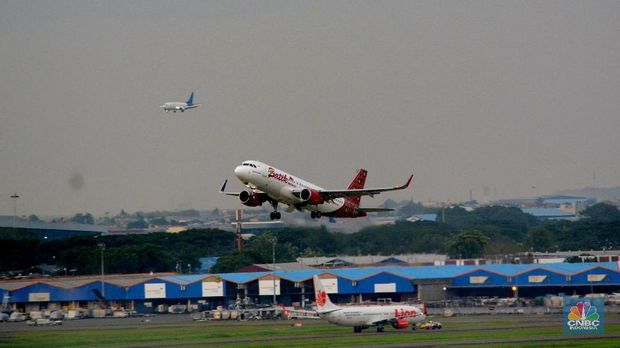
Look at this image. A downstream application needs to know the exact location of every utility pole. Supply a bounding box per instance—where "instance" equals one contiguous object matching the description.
[272,236,277,305]
[10,193,19,229]
[236,210,243,251]
[98,243,105,297]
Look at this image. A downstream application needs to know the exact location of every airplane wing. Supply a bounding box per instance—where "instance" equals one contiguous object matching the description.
[311,175,413,201]
[219,180,240,196]
[219,180,270,201]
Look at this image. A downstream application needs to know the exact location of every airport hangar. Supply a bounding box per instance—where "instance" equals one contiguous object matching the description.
[1,262,619,312]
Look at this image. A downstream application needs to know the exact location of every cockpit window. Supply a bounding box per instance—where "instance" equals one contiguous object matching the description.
[241,163,257,168]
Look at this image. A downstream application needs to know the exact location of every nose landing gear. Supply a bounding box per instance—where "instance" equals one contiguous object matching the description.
[310,211,322,219]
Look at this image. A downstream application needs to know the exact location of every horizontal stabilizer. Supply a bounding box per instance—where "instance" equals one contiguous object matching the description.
[357,208,394,213]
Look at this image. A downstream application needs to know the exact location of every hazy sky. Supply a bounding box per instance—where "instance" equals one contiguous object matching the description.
[1,1,619,216]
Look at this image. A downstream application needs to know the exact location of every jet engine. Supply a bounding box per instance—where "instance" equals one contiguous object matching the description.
[239,191,266,207]
[392,318,409,329]
[299,188,324,205]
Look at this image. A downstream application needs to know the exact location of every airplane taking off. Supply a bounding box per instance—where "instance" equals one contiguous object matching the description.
[220,160,412,220]
[160,92,200,112]
[313,275,426,333]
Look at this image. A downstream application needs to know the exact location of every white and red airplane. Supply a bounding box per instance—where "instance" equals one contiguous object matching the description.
[220,160,413,220]
[313,275,426,333]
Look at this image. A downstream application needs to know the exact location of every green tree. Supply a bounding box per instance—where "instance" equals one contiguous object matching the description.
[446,229,490,258]
[525,227,555,252]
[210,251,255,273]
[581,203,620,221]
[71,213,94,225]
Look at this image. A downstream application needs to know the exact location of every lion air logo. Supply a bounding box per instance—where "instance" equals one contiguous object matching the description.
[394,308,418,318]
[315,290,327,307]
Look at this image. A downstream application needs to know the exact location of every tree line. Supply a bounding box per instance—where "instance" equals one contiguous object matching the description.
[1,203,618,275]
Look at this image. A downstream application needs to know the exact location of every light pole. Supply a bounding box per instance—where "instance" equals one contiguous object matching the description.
[98,243,105,297]
[10,193,19,229]
[271,236,277,305]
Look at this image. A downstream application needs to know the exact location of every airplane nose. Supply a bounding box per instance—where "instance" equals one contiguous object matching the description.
[234,165,246,180]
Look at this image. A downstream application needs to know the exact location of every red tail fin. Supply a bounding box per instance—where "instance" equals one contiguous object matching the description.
[347,169,367,206]
[280,304,290,319]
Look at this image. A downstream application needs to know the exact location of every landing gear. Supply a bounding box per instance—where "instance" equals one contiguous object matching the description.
[376,326,385,333]
[353,326,363,333]
[310,211,322,219]
[269,201,281,220]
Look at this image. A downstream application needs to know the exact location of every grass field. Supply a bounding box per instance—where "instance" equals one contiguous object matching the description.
[1,313,619,347]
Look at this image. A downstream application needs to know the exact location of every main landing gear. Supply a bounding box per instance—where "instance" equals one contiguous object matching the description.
[353,326,363,333]
[269,201,281,220]
[310,211,322,219]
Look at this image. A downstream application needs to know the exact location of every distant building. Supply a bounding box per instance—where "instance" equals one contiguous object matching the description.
[237,262,315,273]
[406,214,437,222]
[297,254,448,268]
[521,208,577,220]
[0,216,106,240]
[517,250,620,264]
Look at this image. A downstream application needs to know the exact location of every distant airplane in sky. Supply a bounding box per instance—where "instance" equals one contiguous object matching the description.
[160,92,200,112]
[312,275,426,333]
[221,160,412,220]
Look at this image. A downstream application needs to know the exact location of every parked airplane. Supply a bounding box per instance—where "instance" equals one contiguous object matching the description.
[160,92,200,112]
[313,275,426,333]
[220,160,412,220]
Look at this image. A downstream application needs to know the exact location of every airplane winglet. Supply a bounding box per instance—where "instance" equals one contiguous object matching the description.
[220,180,228,193]
[401,175,414,189]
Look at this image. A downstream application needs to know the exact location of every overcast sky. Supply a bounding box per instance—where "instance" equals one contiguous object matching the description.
[1,1,619,216]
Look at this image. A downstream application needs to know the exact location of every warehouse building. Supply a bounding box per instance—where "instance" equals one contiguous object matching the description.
[1,262,618,313]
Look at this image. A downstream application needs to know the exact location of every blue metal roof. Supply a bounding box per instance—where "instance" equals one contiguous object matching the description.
[412,214,438,222]
[219,272,271,284]
[522,208,575,218]
[275,270,319,282]
[479,263,543,276]
[158,275,207,285]
[542,196,589,205]
[541,262,617,275]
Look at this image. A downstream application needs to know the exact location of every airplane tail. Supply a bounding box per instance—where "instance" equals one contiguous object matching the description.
[346,169,367,207]
[280,304,291,319]
[186,92,194,106]
[312,275,339,313]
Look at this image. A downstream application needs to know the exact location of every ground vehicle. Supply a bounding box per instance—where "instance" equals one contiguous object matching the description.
[418,320,442,330]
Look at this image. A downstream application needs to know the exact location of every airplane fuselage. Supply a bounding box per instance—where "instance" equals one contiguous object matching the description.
[224,160,411,219]
[321,304,426,327]
[234,161,349,216]
[161,102,199,112]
